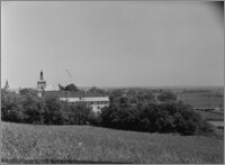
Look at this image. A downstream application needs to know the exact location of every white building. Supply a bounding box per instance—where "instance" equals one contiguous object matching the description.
[37,71,110,112]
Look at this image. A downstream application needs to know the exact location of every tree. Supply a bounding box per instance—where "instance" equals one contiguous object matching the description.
[109,89,124,102]
[64,84,79,92]
[88,87,107,95]
[157,91,177,102]
[43,96,65,125]
[58,84,65,91]
[19,88,37,96]
[88,110,102,126]
[1,90,25,122]
[67,103,91,125]
[22,92,46,124]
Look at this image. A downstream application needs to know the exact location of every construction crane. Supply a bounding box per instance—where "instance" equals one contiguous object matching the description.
[66,69,72,79]
[55,53,73,81]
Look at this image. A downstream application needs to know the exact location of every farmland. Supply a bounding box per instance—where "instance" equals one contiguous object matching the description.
[1,122,224,164]
[196,110,224,121]
[174,87,224,109]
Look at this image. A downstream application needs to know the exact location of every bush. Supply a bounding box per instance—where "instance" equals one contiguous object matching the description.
[1,90,26,122]
[100,101,213,135]
[67,103,91,125]
[22,93,46,124]
[19,88,37,96]
[43,96,66,125]
[101,102,140,131]
[88,110,102,126]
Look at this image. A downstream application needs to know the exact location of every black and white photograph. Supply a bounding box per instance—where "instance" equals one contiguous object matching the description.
[1,1,224,164]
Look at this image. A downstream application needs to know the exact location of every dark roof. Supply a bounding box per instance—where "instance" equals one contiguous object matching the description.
[43,90,107,98]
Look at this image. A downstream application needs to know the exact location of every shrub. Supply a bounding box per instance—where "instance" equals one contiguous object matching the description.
[1,90,25,122]
[19,88,37,96]
[22,93,46,124]
[100,103,120,128]
[88,110,102,126]
[101,102,140,131]
[43,96,65,125]
[67,103,91,125]
[100,101,213,135]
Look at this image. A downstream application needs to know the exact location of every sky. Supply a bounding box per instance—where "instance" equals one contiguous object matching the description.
[1,1,224,89]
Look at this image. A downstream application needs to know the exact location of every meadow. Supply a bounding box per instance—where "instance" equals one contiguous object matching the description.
[1,122,224,164]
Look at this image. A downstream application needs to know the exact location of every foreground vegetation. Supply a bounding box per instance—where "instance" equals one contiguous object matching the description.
[1,122,224,164]
[1,86,223,163]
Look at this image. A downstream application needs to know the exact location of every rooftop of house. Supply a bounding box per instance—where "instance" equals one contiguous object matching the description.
[60,97,110,102]
[45,84,59,91]
[43,90,109,99]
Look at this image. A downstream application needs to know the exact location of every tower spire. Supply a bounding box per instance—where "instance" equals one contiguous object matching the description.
[37,70,46,97]
[40,70,44,80]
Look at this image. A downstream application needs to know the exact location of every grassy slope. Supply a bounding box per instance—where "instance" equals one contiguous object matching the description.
[1,122,224,164]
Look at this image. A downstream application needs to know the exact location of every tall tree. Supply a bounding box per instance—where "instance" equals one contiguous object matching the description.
[64,84,79,92]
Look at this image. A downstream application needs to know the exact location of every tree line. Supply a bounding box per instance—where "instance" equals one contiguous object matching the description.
[1,86,214,135]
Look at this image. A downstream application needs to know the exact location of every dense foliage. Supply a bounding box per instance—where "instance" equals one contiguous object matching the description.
[157,91,177,102]
[1,88,214,135]
[100,101,214,135]
[1,89,91,125]
[88,87,108,95]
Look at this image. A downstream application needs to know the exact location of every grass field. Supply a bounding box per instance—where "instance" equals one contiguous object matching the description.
[1,122,224,164]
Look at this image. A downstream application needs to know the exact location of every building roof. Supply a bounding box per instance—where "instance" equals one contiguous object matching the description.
[44,90,108,98]
[60,97,109,102]
[45,84,59,91]
[82,97,109,102]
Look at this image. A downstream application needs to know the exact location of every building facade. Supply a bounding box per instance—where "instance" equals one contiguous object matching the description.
[37,71,109,112]
[37,70,46,97]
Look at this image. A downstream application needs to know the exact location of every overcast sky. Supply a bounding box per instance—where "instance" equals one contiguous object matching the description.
[1,1,224,89]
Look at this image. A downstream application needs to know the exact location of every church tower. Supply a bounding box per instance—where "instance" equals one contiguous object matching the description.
[37,70,46,97]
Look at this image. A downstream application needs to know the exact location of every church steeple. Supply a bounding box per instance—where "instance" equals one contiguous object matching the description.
[37,70,46,97]
[40,70,44,80]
